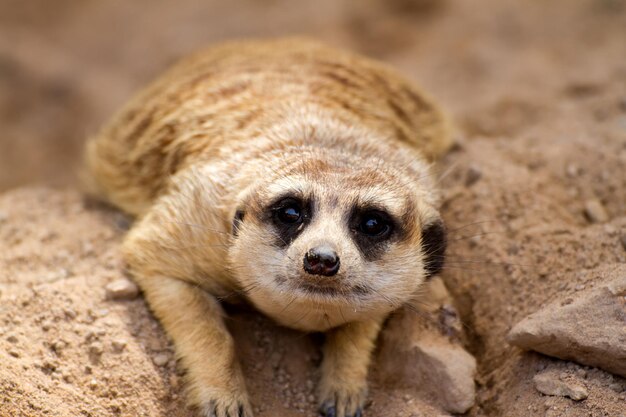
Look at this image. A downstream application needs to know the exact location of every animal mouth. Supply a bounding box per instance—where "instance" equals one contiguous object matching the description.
[296,281,372,298]
[298,282,341,296]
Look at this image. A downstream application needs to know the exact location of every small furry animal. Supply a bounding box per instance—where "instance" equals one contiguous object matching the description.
[85,38,451,417]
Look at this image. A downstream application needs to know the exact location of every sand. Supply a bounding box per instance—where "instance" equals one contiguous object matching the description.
[1,0,625,416]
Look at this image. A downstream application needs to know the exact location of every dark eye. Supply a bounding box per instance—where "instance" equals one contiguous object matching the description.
[274,199,303,224]
[358,211,392,237]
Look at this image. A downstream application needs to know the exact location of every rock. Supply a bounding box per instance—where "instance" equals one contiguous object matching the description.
[105,278,139,300]
[111,339,127,353]
[152,353,170,367]
[88,342,104,357]
[583,199,609,223]
[508,268,626,377]
[620,234,626,251]
[378,309,476,414]
[533,371,588,401]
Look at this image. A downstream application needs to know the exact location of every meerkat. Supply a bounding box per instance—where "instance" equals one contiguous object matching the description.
[85,38,451,417]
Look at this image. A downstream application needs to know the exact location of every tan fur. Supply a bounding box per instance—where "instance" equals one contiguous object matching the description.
[85,38,452,417]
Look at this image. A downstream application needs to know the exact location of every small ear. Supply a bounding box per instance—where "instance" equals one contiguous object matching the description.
[232,209,245,236]
[421,219,446,278]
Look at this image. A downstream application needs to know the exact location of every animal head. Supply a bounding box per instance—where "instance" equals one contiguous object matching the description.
[228,143,446,326]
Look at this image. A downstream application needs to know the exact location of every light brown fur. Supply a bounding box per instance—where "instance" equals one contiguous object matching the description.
[85,38,452,417]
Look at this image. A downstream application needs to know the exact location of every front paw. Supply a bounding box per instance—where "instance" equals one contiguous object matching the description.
[197,392,253,417]
[318,384,366,417]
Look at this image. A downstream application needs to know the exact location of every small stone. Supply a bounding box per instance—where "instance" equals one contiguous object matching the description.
[620,234,626,251]
[105,279,139,301]
[152,353,170,367]
[533,371,588,401]
[6,335,18,343]
[583,199,609,223]
[50,340,66,353]
[64,309,77,320]
[88,378,98,389]
[8,349,20,358]
[89,342,104,357]
[465,165,483,186]
[111,339,127,353]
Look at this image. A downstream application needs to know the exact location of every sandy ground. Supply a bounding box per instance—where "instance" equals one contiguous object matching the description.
[1,0,626,416]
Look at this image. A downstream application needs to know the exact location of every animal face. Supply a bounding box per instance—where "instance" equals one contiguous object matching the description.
[228,150,446,330]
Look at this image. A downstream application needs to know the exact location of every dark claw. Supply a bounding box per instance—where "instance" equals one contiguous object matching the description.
[319,405,336,417]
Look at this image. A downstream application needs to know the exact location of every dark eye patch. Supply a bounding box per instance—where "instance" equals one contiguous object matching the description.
[421,220,446,278]
[349,207,397,261]
[268,196,311,247]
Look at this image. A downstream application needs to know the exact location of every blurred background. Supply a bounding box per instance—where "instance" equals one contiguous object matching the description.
[0,0,624,191]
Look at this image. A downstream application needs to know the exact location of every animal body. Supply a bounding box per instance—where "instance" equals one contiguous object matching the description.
[85,38,451,417]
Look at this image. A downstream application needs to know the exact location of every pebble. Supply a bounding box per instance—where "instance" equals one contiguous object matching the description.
[8,349,20,358]
[111,339,127,353]
[152,353,170,367]
[583,199,609,223]
[465,165,483,186]
[6,335,18,343]
[533,371,588,401]
[105,279,139,300]
[88,342,104,357]
[50,340,66,353]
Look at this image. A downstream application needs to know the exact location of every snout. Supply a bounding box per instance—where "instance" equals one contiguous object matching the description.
[303,245,340,276]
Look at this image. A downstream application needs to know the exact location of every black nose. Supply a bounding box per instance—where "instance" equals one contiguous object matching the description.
[303,245,340,276]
